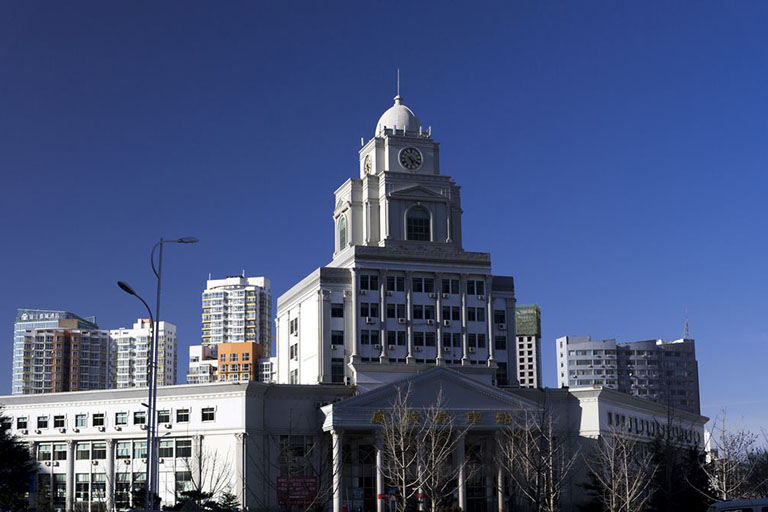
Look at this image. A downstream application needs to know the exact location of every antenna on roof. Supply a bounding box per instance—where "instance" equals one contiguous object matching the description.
[683,308,690,339]
[242,269,246,277]
[397,68,400,96]
[360,137,365,147]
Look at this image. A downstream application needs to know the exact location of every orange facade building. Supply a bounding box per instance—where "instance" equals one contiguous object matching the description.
[217,341,263,382]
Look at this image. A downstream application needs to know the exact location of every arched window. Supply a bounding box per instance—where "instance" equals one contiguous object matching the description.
[338,216,348,249]
[406,206,431,241]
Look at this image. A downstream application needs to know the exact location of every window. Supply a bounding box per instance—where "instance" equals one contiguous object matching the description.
[494,310,506,323]
[477,334,486,348]
[133,441,147,459]
[360,329,379,345]
[92,413,105,427]
[175,439,192,458]
[413,305,423,319]
[230,353,238,362]
[338,216,348,249]
[495,336,507,350]
[201,407,215,422]
[406,206,430,241]
[242,352,250,362]
[76,442,90,460]
[159,439,174,458]
[496,362,508,386]
[116,441,131,459]
[386,276,405,292]
[331,303,344,318]
[92,442,106,460]
[75,473,89,503]
[115,412,127,425]
[157,410,170,424]
[53,415,65,428]
[360,303,379,317]
[467,280,485,295]
[412,277,434,293]
[331,330,344,346]
[289,318,299,336]
[134,411,146,425]
[442,279,460,294]
[53,443,67,461]
[425,332,436,346]
[37,416,48,429]
[387,303,406,318]
[331,358,345,384]
[175,471,193,493]
[16,417,27,430]
[360,275,379,290]
[37,444,52,461]
[176,409,190,423]
[220,353,226,362]
[424,305,435,320]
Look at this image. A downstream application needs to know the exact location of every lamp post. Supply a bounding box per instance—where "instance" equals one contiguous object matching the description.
[118,236,198,511]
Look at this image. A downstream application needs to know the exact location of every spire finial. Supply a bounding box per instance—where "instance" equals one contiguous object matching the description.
[394,69,402,105]
[683,308,690,339]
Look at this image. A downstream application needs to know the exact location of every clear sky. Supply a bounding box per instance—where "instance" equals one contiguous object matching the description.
[1,1,766,431]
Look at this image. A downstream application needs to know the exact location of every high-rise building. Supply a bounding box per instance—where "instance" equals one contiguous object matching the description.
[110,318,177,388]
[188,274,272,383]
[12,309,112,395]
[216,341,264,382]
[556,335,701,413]
[515,304,542,388]
[275,94,517,390]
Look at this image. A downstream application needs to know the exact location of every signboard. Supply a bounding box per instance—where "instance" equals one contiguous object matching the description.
[276,476,318,506]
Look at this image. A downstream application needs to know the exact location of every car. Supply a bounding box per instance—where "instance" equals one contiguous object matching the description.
[707,498,768,512]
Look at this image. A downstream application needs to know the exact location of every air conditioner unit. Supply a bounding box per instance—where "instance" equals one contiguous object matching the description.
[91,460,99,466]
[365,317,374,324]
[158,458,164,464]
[415,346,422,352]
[142,458,147,463]
[374,344,381,349]
[123,459,131,465]
[442,293,449,299]
[443,346,451,352]
[497,323,506,330]
[98,426,106,432]
[428,293,436,299]
[53,461,59,467]
[360,289,367,295]
[73,427,80,432]
[140,425,147,430]
[20,429,27,435]
[443,319,451,327]
[426,319,434,326]
[34,429,41,434]
[478,295,485,300]
[388,344,395,350]
[386,291,393,296]
[57,427,65,433]
[164,424,172,429]
[44,461,51,467]
[343,376,351,385]
[330,344,337,350]
[469,347,476,353]
[115,426,122,431]
[398,318,406,324]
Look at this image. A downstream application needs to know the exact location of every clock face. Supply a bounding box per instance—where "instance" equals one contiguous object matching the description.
[364,154,372,173]
[399,147,423,170]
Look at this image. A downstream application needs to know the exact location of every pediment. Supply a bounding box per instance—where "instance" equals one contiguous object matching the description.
[326,367,538,418]
[388,184,445,200]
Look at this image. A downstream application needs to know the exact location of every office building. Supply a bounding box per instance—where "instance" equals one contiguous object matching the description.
[556,335,701,413]
[276,94,517,389]
[12,309,112,395]
[110,319,177,389]
[515,304,542,388]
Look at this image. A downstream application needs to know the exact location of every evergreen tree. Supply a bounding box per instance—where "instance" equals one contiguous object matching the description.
[0,408,36,512]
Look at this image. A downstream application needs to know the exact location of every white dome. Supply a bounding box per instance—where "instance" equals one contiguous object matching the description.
[375,95,421,135]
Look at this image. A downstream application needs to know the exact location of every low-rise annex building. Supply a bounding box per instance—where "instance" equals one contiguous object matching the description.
[2,368,707,512]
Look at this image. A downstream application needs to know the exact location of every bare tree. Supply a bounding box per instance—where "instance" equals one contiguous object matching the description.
[497,408,579,512]
[695,411,767,501]
[378,384,469,512]
[177,445,236,509]
[586,426,657,512]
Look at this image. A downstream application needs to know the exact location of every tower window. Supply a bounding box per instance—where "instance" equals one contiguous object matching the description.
[338,216,348,249]
[406,207,430,241]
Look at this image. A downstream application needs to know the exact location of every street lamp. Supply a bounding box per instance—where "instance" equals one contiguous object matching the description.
[118,236,198,511]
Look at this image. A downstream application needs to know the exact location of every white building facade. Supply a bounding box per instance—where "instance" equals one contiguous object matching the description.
[276,95,517,391]
[110,319,177,389]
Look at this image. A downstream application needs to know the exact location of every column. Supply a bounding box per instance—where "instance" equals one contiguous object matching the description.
[487,277,495,363]
[497,461,505,512]
[235,433,246,508]
[460,274,469,365]
[332,429,343,512]
[376,441,385,512]
[65,440,75,512]
[435,273,443,364]
[105,439,115,512]
[456,436,466,510]
[318,289,331,382]
[405,271,414,363]
[193,435,203,485]
[350,268,359,362]
[379,270,388,362]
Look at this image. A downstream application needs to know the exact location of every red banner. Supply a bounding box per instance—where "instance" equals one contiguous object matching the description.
[277,476,319,506]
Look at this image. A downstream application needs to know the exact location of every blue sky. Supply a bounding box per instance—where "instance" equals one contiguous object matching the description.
[1,1,766,430]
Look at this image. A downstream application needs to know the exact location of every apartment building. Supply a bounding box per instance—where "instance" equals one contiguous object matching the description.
[110,319,177,388]
[515,304,542,388]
